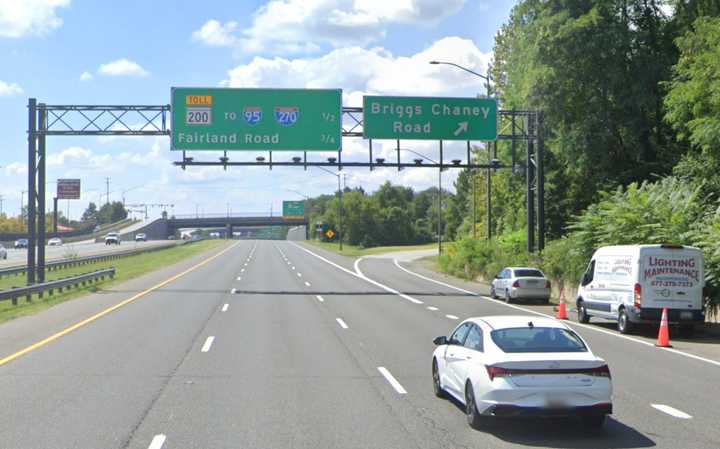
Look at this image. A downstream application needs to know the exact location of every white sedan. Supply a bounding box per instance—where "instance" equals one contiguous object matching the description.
[47,238,63,246]
[490,267,551,303]
[432,316,612,429]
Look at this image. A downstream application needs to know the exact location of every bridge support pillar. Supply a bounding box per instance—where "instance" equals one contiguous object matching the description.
[226,223,233,239]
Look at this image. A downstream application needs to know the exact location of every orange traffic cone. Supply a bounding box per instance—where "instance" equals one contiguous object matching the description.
[656,307,671,347]
[556,289,568,320]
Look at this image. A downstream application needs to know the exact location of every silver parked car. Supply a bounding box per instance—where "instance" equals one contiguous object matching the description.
[490,267,551,304]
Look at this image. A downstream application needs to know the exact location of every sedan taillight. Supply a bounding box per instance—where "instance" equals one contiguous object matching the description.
[587,365,612,378]
[486,365,512,381]
[545,280,551,289]
[512,280,520,288]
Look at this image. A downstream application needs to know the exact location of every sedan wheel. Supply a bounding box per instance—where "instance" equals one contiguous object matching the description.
[504,289,512,304]
[432,360,445,398]
[490,285,497,299]
[465,383,486,430]
[581,413,606,429]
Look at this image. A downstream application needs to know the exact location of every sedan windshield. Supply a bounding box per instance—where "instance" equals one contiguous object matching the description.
[491,327,588,353]
[513,269,544,278]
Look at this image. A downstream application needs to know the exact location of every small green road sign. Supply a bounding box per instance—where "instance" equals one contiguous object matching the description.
[171,88,342,151]
[363,96,497,141]
[283,200,305,219]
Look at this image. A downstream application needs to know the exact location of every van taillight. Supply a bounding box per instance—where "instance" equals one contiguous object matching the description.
[545,280,551,289]
[512,280,520,288]
[634,283,641,309]
[486,366,512,381]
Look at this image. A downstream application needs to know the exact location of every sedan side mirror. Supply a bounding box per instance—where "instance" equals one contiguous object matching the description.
[433,336,448,346]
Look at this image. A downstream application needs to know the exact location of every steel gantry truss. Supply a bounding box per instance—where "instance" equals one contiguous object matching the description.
[25,99,544,285]
[26,100,171,285]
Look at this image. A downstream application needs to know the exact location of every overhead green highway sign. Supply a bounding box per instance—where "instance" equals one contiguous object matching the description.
[282,200,305,219]
[363,96,497,141]
[171,87,342,151]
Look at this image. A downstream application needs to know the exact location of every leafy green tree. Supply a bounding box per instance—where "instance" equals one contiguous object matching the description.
[665,17,720,154]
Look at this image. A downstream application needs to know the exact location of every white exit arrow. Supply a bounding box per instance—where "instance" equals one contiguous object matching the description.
[453,121,468,136]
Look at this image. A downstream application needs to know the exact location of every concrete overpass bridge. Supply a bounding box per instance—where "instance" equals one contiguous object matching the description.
[133,214,308,240]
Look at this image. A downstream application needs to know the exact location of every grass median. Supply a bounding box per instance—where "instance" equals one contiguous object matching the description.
[0,240,226,324]
[304,240,437,257]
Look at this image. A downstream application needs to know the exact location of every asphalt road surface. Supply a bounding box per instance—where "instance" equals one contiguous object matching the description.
[0,240,716,449]
[0,240,175,269]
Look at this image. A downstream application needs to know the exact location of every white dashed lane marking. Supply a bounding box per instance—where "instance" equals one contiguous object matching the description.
[221,304,229,312]
[377,367,407,394]
[147,434,166,449]
[201,336,215,352]
[651,404,692,419]
[336,318,349,329]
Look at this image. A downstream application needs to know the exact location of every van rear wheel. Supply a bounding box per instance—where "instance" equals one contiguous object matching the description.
[617,309,633,334]
[577,301,590,324]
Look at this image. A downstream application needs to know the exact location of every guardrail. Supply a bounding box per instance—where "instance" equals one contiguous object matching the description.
[0,268,115,306]
[0,242,177,279]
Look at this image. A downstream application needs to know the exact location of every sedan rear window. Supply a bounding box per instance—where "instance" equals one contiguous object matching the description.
[513,269,544,278]
[490,327,588,353]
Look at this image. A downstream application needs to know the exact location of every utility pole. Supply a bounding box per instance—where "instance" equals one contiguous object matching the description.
[105,177,110,205]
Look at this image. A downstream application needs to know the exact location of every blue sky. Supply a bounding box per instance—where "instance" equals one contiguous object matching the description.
[0,0,515,220]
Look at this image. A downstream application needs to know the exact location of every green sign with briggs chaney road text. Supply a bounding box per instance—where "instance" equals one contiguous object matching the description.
[171,87,342,151]
[362,96,497,141]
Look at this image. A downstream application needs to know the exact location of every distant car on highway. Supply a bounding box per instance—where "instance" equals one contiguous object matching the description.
[0,244,6,260]
[104,232,121,245]
[47,237,63,246]
[432,316,612,430]
[167,235,176,240]
[490,267,551,303]
[14,238,28,249]
[134,233,147,242]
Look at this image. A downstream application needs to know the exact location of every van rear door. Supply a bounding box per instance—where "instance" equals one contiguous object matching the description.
[640,246,703,311]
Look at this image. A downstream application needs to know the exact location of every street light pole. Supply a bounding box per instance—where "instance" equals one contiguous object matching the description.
[315,166,344,251]
[431,60,494,241]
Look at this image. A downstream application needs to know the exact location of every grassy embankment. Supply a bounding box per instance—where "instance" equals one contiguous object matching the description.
[305,240,437,257]
[0,240,225,323]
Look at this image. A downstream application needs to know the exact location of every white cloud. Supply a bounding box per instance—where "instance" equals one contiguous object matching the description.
[192,19,239,47]
[97,58,149,77]
[0,80,23,96]
[4,161,27,176]
[79,71,93,81]
[224,36,491,97]
[195,0,467,54]
[0,0,70,38]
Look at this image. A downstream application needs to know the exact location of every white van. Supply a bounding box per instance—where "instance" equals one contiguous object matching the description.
[576,245,705,335]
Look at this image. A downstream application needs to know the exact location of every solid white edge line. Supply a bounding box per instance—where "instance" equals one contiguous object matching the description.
[336,318,349,329]
[377,367,407,394]
[651,404,692,419]
[393,258,477,295]
[221,304,229,312]
[148,434,167,449]
[392,257,720,369]
[286,242,424,305]
[201,336,215,352]
[427,306,439,311]
[446,314,459,320]
[305,281,311,287]
[316,295,324,302]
